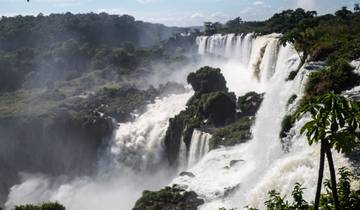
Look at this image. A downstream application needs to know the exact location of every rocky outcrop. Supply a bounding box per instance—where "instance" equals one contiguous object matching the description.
[133,185,204,210]
[186,66,228,93]
[164,67,236,166]
[237,91,264,117]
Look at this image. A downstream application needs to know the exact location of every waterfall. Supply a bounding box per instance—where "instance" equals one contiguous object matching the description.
[5,32,353,210]
[110,92,193,171]
[172,33,351,209]
[5,92,193,210]
[187,129,211,168]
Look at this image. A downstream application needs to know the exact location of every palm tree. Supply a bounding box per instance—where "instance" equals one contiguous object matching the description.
[294,92,360,210]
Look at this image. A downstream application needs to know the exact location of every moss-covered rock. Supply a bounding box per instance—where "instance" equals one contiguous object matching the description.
[133,185,204,210]
[187,66,227,93]
[202,91,236,126]
[164,67,237,165]
[210,117,254,149]
[237,91,264,117]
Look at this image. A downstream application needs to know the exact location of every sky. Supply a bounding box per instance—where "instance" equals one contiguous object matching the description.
[0,0,358,26]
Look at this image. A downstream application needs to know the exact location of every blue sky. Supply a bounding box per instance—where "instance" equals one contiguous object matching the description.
[0,0,358,26]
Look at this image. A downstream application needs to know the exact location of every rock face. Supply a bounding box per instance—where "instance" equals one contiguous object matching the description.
[133,185,204,210]
[164,67,236,166]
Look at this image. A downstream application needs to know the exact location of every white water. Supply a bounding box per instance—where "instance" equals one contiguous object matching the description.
[6,33,352,210]
[5,92,193,210]
[188,129,211,168]
[175,34,351,209]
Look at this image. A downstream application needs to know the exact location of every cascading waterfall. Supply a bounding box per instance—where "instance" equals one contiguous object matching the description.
[187,129,211,168]
[5,92,193,210]
[173,33,351,210]
[110,92,193,171]
[5,32,353,210]
[196,33,254,66]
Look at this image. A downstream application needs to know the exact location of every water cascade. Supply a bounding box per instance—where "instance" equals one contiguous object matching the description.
[5,33,352,210]
[173,34,351,209]
[187,129,212,168]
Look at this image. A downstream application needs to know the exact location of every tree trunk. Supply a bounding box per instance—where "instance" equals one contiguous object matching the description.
[314,141,326,210]
[324,140,340,210]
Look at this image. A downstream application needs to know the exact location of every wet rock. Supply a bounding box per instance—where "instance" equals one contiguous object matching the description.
[224,184,241,198]
[229,160,244,167]
[179,172,195,178]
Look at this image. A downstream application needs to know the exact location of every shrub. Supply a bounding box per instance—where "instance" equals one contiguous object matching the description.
[305,58,359,98]
[210,117,254,149]
[12,202,65,210]
[187,66,228,93]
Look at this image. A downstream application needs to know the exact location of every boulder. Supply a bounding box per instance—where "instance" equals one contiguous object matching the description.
[179,172,195,178]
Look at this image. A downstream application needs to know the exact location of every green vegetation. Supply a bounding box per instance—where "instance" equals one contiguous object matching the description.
[12,202,65,210]
[164,66,236,165]
[187,67,228,93]
[221,168,360,210]
[210,117,253,149]
[237,92,264,116]
[294,93,360,210]
[0,13,183,51]
[133,185,204,210]
[305,58,359,98]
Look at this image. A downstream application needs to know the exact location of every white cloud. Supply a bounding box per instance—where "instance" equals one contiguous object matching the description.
[190,12,206,19]
[135,0,156,4]
[211,11,229,20]
[296,0,316,10]
[253,1,264,6]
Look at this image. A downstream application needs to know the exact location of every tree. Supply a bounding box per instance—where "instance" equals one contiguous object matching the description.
[204,22,216,35]
[335,6,353,20]
[294,93,360,210]
[225,17,243,30]
[280,27,315,69]
[355,4,360,13]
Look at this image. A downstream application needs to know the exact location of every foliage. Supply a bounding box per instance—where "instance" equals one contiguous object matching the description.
[202,91,236,125]
[294,93,360,154]
[237,92,264,116]
[0,13,184,51]
[165,67,236,165]
[305,58,359,98]
[12,202,65,210]
[187,66,228,93]
[133,185,204,210]
[233,168,360,210]
[210,117,254,149]
[294,92,360,209]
